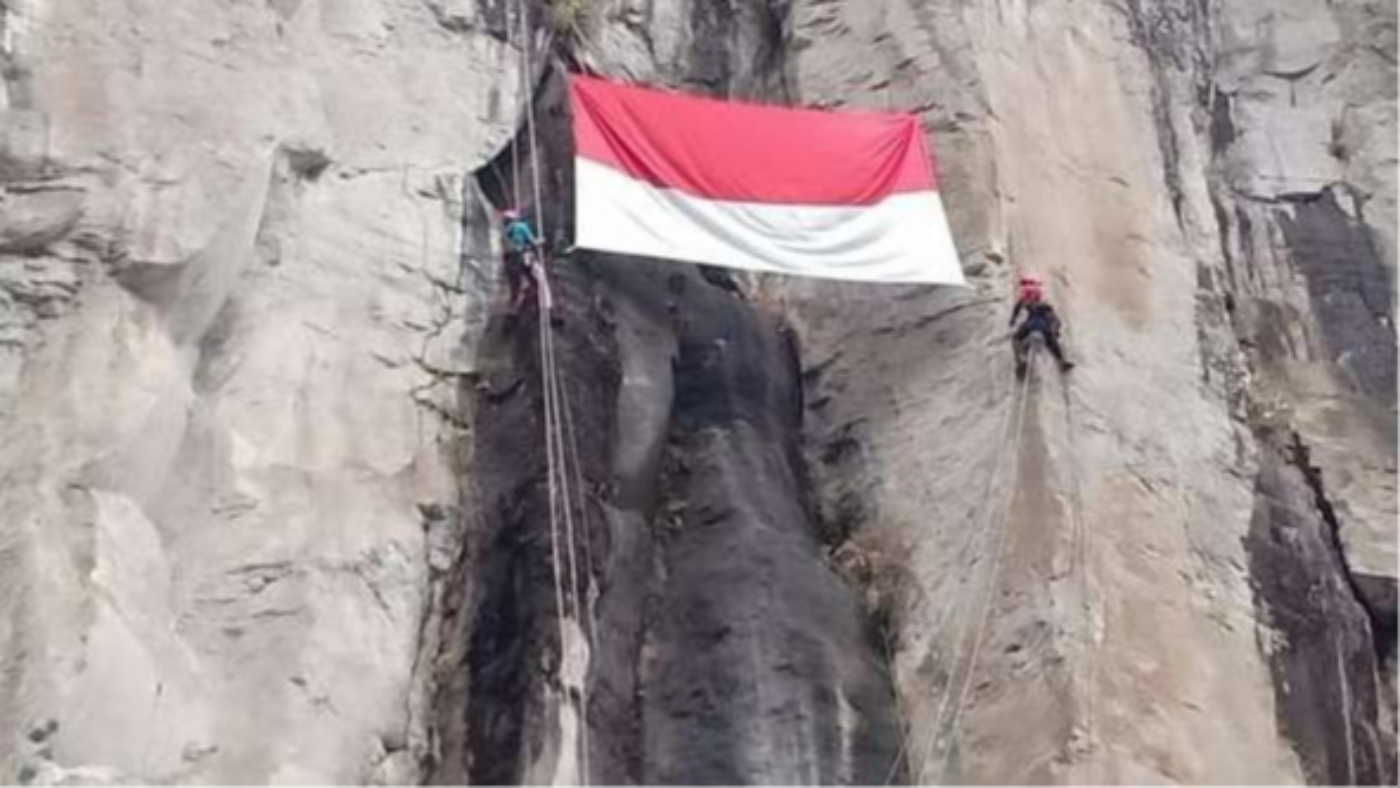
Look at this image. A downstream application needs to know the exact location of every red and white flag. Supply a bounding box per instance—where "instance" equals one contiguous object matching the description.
[569,75,964,285]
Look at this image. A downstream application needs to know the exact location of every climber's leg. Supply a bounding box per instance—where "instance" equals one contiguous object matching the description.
[1042,328,1074,371]
[505,251,527,314]
[1014,322,1033,378]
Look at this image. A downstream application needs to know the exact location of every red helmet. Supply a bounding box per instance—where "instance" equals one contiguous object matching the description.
[1018,274,1044,303]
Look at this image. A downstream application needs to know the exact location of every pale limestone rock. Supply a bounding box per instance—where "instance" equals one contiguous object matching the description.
[1211,0,1396,591]
[0,0,1391,784]
[776,0,1392,784]
[0,0,508,782]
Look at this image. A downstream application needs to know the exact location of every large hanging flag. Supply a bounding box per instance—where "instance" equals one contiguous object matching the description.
[569,75,964,285]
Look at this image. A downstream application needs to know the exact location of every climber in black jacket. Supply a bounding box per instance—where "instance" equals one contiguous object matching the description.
[1010,274,1074,375]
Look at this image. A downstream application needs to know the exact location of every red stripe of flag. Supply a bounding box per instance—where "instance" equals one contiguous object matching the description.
[570,75,937,207]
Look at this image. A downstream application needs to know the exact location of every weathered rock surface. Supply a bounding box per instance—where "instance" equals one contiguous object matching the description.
[773,0,1396,784]
[0,0,515,782]
[1209,0,1397,605]
[0,0,1392,785]
[430,256,903,785]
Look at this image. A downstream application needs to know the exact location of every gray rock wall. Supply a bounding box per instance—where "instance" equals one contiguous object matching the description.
[0,0,1392,784]
[773,0,1394,783]
[0,0,512,782]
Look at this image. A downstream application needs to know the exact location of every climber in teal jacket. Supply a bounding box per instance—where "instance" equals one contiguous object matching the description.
[502,209,542,314]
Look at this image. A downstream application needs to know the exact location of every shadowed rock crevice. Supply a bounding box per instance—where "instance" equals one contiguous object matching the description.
[437,252,905,783]
[429,5,905,780]
[1194,3,1397,778]
[432,88,903,776]
[641,270,902,785]
[1124,0,1210,227]
[428,241,622,783]
[1,0,1394,783]
[1245,428,1397,786]
[1274,189,1397,407]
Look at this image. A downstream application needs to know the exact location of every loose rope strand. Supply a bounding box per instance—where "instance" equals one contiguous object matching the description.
[892,346,1033,785]
[928,353,1035,784]
[541,312,592,785]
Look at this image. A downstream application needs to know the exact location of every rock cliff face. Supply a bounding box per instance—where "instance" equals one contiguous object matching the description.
[0,0,1393,785]
[0,0,508,781]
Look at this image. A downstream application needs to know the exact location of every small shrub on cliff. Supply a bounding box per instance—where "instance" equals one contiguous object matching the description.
[830,527,920,645]
[545,0,596,42]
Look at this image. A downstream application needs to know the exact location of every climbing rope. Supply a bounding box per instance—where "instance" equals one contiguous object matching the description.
[879,340,1035,786]
[534,300,590,783]
[559,377,602,651]
[508,0,593,783]
[521,0,547,242]
[1027,282,1100,785]
[506,0,524,213]
[549,319,587,647]
[1061,373,1100,785]
[927,351,1036,785]
[539,299,574,700]
[882,341,1021,784]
